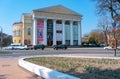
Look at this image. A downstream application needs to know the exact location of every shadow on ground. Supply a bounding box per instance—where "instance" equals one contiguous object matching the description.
[0,74,7,79]
[63,66,120,79]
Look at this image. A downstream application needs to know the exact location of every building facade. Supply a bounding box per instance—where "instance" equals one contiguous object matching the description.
[13,5,82,46]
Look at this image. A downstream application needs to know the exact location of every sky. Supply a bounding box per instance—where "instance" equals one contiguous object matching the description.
[0,0,98,36]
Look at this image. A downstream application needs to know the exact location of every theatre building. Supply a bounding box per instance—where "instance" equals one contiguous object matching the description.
[12,5,82,46]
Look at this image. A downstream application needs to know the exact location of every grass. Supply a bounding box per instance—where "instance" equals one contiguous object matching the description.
[25,57,120,79]
[0,51,11,54]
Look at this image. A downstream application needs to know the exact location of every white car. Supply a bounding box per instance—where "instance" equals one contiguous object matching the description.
[3,43,27,50]
[3,45,13,50]
[117,46,120,50]
[15,45,27,50]
[104,46,112,50]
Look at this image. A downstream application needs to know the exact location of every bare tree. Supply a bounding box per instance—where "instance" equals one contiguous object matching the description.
[97,16,111,46]
[92,0,120,18]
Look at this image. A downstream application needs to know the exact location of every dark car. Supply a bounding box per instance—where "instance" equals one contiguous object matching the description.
[33,44,45,50]
[53,44,67,50]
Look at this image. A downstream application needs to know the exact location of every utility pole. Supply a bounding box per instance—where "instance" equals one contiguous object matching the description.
[110,0,117,56]
[0,26,2,49]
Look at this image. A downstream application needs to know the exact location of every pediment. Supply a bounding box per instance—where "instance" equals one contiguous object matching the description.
[33,5,82,16]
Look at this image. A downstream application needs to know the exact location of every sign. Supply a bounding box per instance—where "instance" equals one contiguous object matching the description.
[112,20,117,32]
[37,22,44,41]
[109,38,117,50]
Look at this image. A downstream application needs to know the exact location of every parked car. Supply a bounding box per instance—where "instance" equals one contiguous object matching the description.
[3,43,26,50]
[3,45,13,50]
[117,46,120,50]
[53,44,67,50]
[33,44,45,50]
[104,46,120,50]
[26,45,34,50]
[103,46,112,50]
[15,45,27,50]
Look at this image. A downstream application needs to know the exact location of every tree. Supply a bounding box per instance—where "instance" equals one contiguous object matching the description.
[92,0,120,19]
[88,30,101,44]
[97,16,111,46]
[93,0,120,45]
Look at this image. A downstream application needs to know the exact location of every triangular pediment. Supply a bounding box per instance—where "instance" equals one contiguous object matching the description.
[33,5,82,16]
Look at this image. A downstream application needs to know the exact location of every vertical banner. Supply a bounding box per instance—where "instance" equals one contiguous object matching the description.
[56,24,62,41]
[73,25,78,40]
[37,22,44,43]
[65,25,70,40]
[47,23,53,41]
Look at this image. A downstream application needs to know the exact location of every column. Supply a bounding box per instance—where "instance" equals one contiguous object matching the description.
[43,18,47,45]
[62,20,65,44]
[70,20,73,45]
[33,18,37,45]
[53,19,56,45]
[78,21,81,45]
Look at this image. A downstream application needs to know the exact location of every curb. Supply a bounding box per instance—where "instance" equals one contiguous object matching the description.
[18,57,80,79]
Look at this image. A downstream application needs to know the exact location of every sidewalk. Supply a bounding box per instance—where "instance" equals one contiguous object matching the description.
[0,58,42,79]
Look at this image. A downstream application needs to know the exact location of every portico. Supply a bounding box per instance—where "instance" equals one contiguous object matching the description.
[13,5,82,46]
[33,17,82,46]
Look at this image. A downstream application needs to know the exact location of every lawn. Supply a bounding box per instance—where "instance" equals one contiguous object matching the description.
[0,51,10,54]
[25,57,120,79]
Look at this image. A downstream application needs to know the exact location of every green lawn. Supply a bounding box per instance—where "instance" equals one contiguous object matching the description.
[25,57,120,79]
[0,51,11,54]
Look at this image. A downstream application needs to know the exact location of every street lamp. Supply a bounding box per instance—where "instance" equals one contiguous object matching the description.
[0,26,2,49]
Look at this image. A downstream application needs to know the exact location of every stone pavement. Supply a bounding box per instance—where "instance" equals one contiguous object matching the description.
[0,58,42,79]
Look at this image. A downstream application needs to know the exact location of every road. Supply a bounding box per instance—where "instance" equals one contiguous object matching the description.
[0,48,120,58]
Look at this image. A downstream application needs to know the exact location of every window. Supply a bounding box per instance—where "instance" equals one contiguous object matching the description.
[13,30,16,36]
[27,27,31,35]
[18,29,21,36]
[57,30,62,33]
[24,19,32,23]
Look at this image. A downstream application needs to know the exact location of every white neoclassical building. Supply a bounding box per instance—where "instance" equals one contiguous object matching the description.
[13,5,82,46]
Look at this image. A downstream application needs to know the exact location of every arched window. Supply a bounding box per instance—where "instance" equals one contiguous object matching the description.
[27,27,31,35]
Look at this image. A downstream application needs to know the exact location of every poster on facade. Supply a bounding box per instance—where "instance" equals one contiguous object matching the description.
[47,23,53,41]
[65,25,70,40]
[73,25,78,40]
[37,22,44,41]
[56,33,62,41]
[56,24,62,31]
[56,24,62,41]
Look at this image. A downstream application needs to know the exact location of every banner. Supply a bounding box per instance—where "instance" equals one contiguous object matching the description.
[65,25,70,40]
[37,22,44,41]
[73,25,78,40]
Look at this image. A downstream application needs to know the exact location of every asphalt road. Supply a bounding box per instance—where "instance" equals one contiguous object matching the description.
[0,48,120,58]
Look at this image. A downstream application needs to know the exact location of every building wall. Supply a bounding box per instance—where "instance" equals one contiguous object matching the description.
[12,23,22,44]
[22,14,33,45]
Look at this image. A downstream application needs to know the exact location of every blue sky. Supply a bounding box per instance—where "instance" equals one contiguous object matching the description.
[0,0,98,36]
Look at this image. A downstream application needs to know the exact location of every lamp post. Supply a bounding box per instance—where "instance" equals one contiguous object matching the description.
[0,26,2,49]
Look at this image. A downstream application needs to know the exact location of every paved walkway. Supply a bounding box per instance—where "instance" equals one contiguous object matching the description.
[0,58,42,79]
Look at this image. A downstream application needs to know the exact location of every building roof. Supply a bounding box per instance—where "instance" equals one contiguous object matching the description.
[33,5,82,17]
[13,22,22,26]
